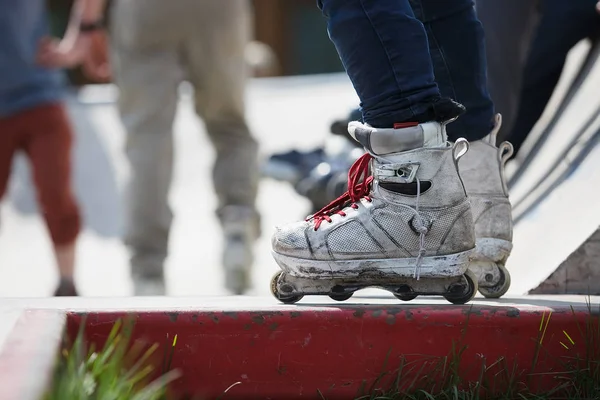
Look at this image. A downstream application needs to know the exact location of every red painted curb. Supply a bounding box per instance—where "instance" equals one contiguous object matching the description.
[0,310,65,400]
[66,303,598,399]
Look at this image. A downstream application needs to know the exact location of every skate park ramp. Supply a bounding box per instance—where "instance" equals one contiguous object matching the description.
[504,38,600,295]
[0,41,598,298]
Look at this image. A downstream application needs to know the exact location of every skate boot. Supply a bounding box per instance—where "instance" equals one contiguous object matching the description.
[270,120,478,304]
[459,114,514,298]
[221,206,260,295]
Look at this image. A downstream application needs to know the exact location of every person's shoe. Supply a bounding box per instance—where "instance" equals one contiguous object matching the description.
[459,113,514,298]
[54,277,78,296]
[271,120,476,284]
[261,148,326,184]
[133,277,166,296]
[262,108,362,185]
[221,206,260,295]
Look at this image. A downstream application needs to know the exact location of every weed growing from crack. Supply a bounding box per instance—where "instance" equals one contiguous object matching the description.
[45,317,180,400]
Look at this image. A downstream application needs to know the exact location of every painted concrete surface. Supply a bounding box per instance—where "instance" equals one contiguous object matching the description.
[1,298,593,400]
[0,309,22,350]
[0,295,598,313]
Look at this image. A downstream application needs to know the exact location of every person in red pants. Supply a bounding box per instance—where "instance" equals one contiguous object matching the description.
[0,0,86,296]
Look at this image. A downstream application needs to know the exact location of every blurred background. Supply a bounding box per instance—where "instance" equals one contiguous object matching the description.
[0,0,599,297]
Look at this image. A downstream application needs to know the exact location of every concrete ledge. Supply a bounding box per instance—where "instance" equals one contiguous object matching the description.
[0,310,65,400]
[65,296,599,399]
[0,296,598,399]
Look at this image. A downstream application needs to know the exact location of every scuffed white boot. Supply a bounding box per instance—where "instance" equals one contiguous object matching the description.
[271,120,479,304]
[459,114,513,298]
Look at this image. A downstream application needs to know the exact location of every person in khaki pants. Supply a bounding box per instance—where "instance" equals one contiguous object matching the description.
[40,0,260,296]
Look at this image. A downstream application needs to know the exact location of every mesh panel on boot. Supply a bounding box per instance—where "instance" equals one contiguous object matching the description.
[373,208,420,252]
[470,198,492,222]
[373,203,469,255]
[327,221,382,253]
[424,209,466,249]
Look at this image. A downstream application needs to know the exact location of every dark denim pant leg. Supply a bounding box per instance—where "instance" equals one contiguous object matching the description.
[508,0,600,156]
[476,0,539,143]
[318,0,440,128]
[410,0,494,142]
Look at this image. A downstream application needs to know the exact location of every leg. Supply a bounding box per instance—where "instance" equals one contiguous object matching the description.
[475,0,540,142]
[409,0,494,142]
[0,115,20,220]
[410,0,516,296]
[318,0,463,127]
[20,103,81,296]
[509,0,600,156]
[184,0,260,294]
[110,1,183,295]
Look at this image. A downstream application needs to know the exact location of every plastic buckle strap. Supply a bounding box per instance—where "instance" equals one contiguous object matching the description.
[375,163,420,183]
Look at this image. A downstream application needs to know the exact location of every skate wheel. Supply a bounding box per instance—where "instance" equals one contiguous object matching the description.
[443,269,478,305]
[329,293,353,302]
[270,271,303,304]
[394,293,418,302]
[478,264,511,299]
[393,285,417,301]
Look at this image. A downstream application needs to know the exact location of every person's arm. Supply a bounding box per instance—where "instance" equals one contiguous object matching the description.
[37,0,109,79]
[63,0,106,40]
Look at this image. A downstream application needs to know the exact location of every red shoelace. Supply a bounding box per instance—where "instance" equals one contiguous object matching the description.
[308,153,374,231]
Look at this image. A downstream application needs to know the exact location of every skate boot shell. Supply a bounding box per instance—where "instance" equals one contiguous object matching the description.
[458,114,514,298]
[271,120,478,304]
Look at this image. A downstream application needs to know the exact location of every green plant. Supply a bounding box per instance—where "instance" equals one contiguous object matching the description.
[46,317,180,400]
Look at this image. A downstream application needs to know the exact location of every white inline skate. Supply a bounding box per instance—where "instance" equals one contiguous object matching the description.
[270,119,479,304]
[459,114,513,298]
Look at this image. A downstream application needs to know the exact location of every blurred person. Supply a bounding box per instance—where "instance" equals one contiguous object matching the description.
[40,0,260,296]
[475,0,539,146]
[0,0,83,296]
[478,0,600,157]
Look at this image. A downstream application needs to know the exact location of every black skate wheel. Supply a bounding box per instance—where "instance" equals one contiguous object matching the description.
[394,285,417,301]
[329,293,353,302]
[270,271,303,304]
[478,264,511,299]
[394,293,418,302]
[443,270,478,305]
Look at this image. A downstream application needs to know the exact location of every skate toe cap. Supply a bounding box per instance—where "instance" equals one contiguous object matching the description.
[271,222,311,258]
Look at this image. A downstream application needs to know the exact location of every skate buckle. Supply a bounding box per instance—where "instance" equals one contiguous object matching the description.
[376,163,420,183]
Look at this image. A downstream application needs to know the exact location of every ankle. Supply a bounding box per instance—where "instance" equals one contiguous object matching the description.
[54,242,76,277]
[410,97,465,125]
